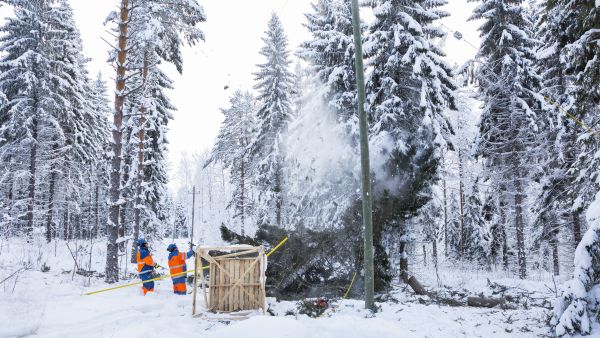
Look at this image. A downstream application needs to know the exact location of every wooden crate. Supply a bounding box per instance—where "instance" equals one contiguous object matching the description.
[192,245,266,316]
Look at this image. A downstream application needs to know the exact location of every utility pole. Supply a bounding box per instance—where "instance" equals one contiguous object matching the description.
[190,186,196,249]
[350,0,374,311]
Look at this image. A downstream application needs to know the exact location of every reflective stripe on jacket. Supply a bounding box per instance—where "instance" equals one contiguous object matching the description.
[168,249,194,279]
[137,247,154,275]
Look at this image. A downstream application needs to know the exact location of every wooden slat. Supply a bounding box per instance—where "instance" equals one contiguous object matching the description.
[244,260,249,309]
[197,245,255,251]
[234,259,240,311]
[213,248,260,259]
[209,282,261,287]
[196,246,266,314]
[260,251,266,313]
[209,261,216,310]
[249,259,256,308]
[199,251,208,309]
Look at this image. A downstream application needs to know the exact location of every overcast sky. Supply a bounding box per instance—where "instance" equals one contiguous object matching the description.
[3,0,482,191]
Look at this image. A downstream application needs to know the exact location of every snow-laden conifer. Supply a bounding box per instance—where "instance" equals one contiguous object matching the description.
[251,13,294,228]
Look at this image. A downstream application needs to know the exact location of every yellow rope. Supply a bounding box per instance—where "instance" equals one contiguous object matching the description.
[317,270,358,318]
[543,96,600,139]
[267,236,288,257]
[342,271,357,300]
[84,236,289,296]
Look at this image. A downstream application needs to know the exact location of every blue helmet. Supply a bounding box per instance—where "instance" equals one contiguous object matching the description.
[167,243,177,252]
[138,238,147,247]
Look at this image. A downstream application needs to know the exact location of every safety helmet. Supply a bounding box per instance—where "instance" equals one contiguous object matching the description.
[138,238,147,247]
[167,243,177,252]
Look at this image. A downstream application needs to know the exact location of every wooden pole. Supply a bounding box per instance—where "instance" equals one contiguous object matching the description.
[260,249,266,314]
[199,250,208,308]
[190,186,195,249]
[192,251,199,316]
[350,0,375,310]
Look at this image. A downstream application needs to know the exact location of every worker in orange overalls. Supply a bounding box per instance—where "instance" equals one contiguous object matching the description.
[136,238,157,295]
[166,243,195,295]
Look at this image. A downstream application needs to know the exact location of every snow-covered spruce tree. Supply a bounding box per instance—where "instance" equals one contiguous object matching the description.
[531,1,585,269]
[558,1,600,248]
[449,79,490,263]
[463,178,490,263]
[0,0,54,241]
[86,73,111,238]
[419,195,443,267]
[363,0,456,285]
[0,0,106,242]
[297,0,358,137]
[288,0,361,233]
[552,201,600,336]
[550,2,600,335]
[251,13,294,228]
[47,1,109,242]
[173,202,188,238]
[208,90,257,236]
[470,0,544,279]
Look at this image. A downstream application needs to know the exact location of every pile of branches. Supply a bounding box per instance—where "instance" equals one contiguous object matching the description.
[220,224,362,299]
[406,279,553,310]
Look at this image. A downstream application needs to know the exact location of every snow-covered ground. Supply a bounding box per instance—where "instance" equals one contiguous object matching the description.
[0,237,555,338]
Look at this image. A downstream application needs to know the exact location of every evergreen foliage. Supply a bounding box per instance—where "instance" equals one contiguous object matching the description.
[470,0,544,278]
[251,13,294,228]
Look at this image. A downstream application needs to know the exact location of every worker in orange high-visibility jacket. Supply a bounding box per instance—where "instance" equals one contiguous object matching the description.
[136,239,157,295]
[166,244,194,295]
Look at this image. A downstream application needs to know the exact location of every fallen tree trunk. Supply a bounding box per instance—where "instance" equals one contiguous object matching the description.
[400,271,427,295]
[467,295,506,308]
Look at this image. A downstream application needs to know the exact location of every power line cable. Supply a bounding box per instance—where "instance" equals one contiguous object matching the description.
[438,22,600,139]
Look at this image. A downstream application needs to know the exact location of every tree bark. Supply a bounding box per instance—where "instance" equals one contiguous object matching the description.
[514,176,527,279]
[63,203,70,240]
[94,183,100,238]
[432,239,438,267]
[239,152,245,236]
[26,118,38,242]
[131,51,149,263]
[399,240,427,295]
[275,160,282,227]
[551,234,560,276]
[500,199,509,271]
[46,165,57,243]
[399,240,408,282]
[442,155,448,257]
[573,212,582,248]
[458,149,465,256]
[467,295,505,308]
[106,0,130,283]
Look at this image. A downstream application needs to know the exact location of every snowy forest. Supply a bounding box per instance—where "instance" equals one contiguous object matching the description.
[0,0,599,337]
